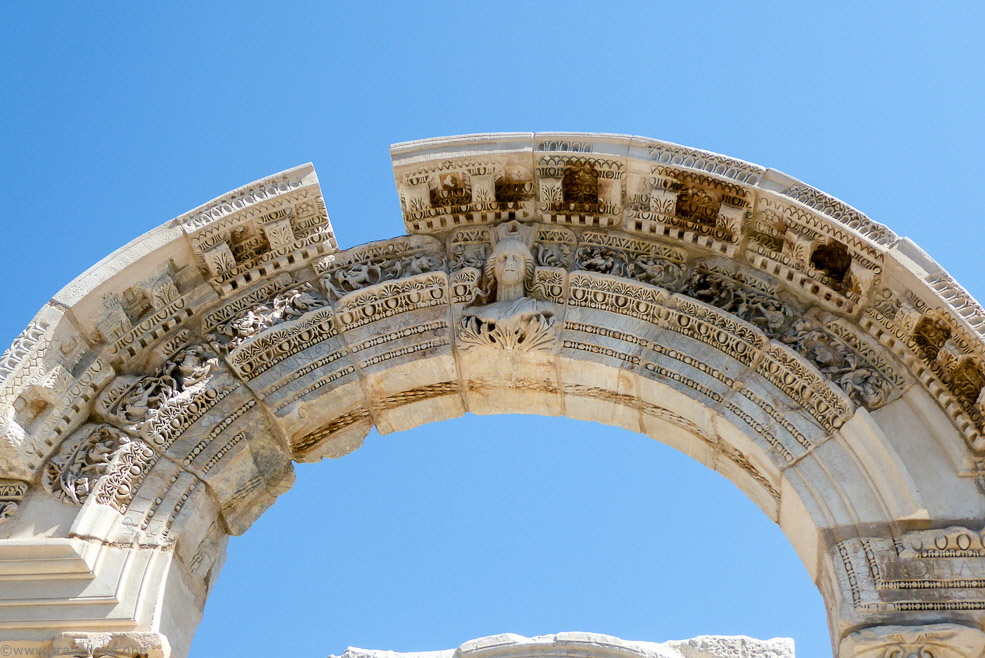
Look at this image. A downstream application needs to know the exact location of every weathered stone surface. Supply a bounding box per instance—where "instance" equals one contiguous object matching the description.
[333,633,795,658]
[3,133,985,656]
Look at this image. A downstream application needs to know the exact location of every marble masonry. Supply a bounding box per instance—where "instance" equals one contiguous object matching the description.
[332,633,796,658]
[2,133,985,656]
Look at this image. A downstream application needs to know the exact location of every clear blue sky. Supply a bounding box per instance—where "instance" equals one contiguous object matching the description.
[1,4,983,657]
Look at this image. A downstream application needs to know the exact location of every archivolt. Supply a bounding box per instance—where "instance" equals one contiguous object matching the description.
[1,133,985,657]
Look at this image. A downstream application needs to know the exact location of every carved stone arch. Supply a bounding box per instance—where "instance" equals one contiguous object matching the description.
[3,134,985,657]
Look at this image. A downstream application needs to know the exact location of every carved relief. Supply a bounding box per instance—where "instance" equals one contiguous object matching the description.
[568,273,670,324]
[625,166,748,246]
[316,236,445,300]
[747,194,883,312]
[928,271,985,336]
[574,231,689,291]
[900,527,985,559]
[398,159,534,232]
[904,308,985,439]
[780,316,898,410]
[447,227,492,271]
[48,631,169,658]
[207,282,328,354]
[537,155,624,224]
[0,321,49,385]
[186,179,336,293]
[841,624,985,658]
[0,317,117,481]
[683,265,797,336]
[0,478,27,526]
[533,226,577,269]
[458,222,557,352]
[641,139,764,185]
[446,227,491,306]
[96,345,219,430]
[832,532,985,623]
[783,184,896,246]
[41,424,153,512]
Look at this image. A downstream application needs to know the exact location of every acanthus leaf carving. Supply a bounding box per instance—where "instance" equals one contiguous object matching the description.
[683,265,798,336]
[317,236,446,300]
[457,221,558,353]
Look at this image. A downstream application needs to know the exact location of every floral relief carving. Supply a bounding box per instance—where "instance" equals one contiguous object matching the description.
[574,245,628,276]
[0,478,28,526]
[625,256,688,290]
[96,344,220,429]
[684,266,797,336]
[42,424,140,507]
[207,282,329,354]
[781,317,896,409]
[450,243,488,271]
[840,624,985,658]
[325,254,445,299]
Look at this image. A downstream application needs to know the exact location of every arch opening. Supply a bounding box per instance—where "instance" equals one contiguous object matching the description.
[190,414,828,657]
[2,133,985,658]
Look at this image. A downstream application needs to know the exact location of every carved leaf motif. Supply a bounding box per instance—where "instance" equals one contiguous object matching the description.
[42,425,129,506]
[100,345,219,428]
[684,268,795,336]
[575,246,626,276]
[209,283,329,353]
[324,255,445,299]
[626,257,687,290]
[458,312,556,353]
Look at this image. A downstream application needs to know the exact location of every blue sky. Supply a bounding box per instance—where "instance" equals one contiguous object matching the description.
[1,4,984,656]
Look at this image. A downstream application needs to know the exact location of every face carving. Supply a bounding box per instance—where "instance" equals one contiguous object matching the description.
[486,238,533,302]
[493,246,527,287]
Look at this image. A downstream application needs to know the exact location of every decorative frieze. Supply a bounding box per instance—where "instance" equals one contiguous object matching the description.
[182,166,336,295]
[0,479,28,527]
[316,235,445,300]
[333,273,448,331]
[396,155,536,233]
[41,424,154,513]
[783,184,896,247]
[208,281,329,356]
[537,155,625,227]
[457,222,558,353]
[840,624,985,658]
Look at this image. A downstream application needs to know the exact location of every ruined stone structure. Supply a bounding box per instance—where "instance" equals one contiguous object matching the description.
[333,633,796,658]
[2,133,985,657]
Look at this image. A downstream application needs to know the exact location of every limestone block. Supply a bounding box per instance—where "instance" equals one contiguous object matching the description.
[49,632,170,658]
[0,304,115,482]
[840,624,985,658]
[559,358,643,435]
[334,633,794,658]
[392,133,537,233]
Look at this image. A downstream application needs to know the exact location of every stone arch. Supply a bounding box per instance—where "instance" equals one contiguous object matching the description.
[2,133,985,657]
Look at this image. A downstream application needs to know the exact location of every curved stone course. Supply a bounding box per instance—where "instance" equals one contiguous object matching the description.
[2,134,985,656]
[332,633,796,658]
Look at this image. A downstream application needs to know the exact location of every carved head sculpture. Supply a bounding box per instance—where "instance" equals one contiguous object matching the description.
[485,238,535,303]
